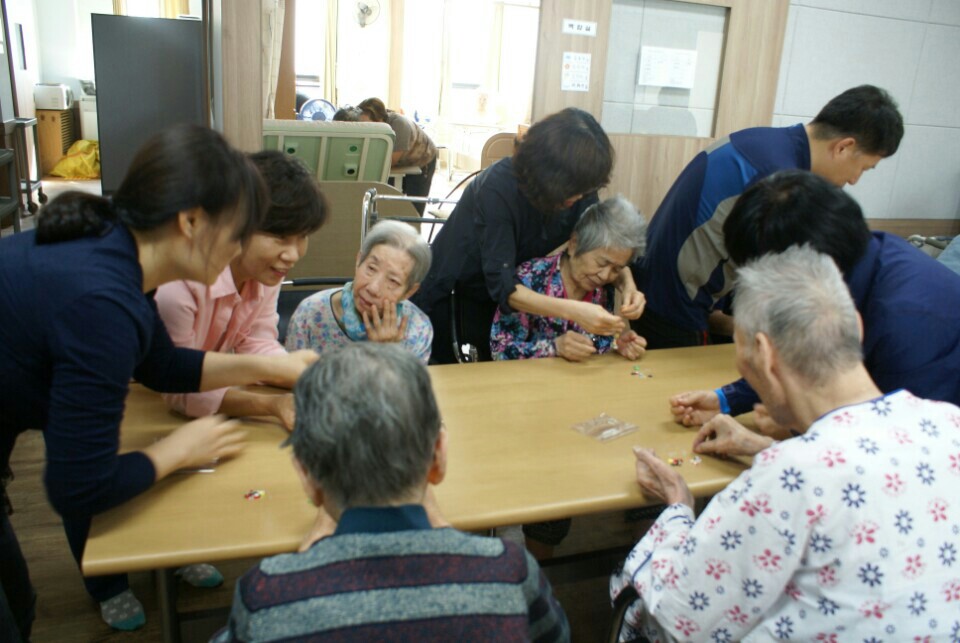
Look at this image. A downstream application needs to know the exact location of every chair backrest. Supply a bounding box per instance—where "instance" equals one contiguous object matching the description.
[262,120,395,182]
[285,180,420,285]
[480,132,515,169]
[606,585,639,643]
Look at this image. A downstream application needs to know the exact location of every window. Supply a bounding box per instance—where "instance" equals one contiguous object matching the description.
[602,0,727,137]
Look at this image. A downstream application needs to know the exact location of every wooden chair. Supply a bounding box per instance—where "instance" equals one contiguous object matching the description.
[606,585,642,643]
[480,131,516,169]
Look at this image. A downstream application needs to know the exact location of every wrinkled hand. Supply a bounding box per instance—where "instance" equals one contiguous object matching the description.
[263,350,319,389]
[619,289,646,320]
[555,331,597,362]
[269,394,295,432]
[692,414,774,457]
[167,414,247,469]
[616,330,647,360]
[363,300,409,344]
[633,447,694,509]
[572,301,626,336]
[753,404,795,440]
[299,506,339,552]
[669,390,721,427]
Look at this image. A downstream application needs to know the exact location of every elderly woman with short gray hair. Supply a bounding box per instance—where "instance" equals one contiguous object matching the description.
[286,220,434,363]
[491,196,648,362]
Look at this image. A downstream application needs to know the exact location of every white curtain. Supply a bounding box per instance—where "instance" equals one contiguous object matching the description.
[261,0,286,118]
[324,0,339,105]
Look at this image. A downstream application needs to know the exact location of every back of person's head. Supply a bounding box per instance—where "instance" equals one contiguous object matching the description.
[289,343,442,509]
[357,97,389,123]
[573,195,647,262]
[249,151,328,237]
[37,124,266,245]
[332,106,361,122]
[810,85,904,157]
[358,220,431,288]
[723,170,871,274]
[513,107,613,213]
[295,92,309,113]
[735,245,862,385]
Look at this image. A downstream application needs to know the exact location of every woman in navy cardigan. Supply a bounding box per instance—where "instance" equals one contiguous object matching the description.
[0,125,316,636]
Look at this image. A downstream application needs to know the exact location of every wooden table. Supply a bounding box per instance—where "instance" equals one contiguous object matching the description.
[83,345,747,639]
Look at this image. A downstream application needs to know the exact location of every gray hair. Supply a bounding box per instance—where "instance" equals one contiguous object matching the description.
[734,245,862,385]
[288,343,442,509]
[573,195,647,262]
[359,220,432,288]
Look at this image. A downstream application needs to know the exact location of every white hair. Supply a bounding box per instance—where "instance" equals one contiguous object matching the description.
[573,195,646,262]
[359,220,431,288]
[734,245,862,384]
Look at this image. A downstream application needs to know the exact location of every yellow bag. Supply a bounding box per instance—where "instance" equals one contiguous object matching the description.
[50,140,101,179]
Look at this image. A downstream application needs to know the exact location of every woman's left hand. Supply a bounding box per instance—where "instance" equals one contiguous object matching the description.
[269,393,296,432]
[363,300,409,344]
[616,330,647,360]
[633,447,694,509]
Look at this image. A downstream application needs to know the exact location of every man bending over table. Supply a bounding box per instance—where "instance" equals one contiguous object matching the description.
[670,171,960,437]
[611,246,960,642]
[212,343,570,642]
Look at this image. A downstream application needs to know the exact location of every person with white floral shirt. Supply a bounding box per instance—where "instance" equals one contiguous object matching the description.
[611,246,960,642]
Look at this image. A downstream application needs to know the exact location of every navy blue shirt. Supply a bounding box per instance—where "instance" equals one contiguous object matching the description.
[722,232,960,413]
[0,224,204,518]
[634,124,811,332]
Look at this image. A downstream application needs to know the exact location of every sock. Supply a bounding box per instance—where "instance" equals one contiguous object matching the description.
[99,589,145,631]
[175,563,224,588]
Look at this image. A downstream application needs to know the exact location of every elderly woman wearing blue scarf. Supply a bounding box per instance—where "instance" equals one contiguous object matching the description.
[286,221,433,362]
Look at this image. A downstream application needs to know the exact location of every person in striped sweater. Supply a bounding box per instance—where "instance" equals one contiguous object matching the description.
[212,342,570,642]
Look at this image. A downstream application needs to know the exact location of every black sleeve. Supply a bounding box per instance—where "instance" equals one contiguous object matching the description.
[44,292,157,519]
[474,183,522,311]
[133,296,205,393]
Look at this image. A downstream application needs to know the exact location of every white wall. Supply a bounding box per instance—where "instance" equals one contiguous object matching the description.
[773,0,960,220]
[35,0,113,98]
[335,0,391,106]
[4,0,42,117]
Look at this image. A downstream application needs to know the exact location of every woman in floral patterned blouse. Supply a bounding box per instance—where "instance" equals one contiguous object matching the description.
[491,196,648,362]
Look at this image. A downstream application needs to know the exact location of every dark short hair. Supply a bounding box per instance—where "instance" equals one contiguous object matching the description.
[332,106,361,122]
[723,170,871,274]
[513,108,613,213]
[249,151,328,237]
[357,97,389,123]
[289,343,442,509]
[37,124,266,244]
[810,85,904,156]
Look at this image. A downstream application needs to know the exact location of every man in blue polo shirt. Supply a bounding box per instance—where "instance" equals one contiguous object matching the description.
[669,171,960,434]
[633,85,904,348]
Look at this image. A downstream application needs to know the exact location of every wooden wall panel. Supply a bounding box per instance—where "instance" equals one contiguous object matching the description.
[275,0,297,120]
[868,218,960,239]
[604,135,713,219]
[713,0,789,136]
[220,2,262,152]
[533,0,789,219]
[532,0,610,118]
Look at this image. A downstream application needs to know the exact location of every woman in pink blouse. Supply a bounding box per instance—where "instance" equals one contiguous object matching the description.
[156,151,328,429]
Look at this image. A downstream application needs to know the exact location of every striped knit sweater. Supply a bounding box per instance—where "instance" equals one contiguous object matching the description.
[211,505,570,642]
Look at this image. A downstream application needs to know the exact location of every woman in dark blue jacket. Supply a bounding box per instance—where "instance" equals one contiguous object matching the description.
[0,125,316,637]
